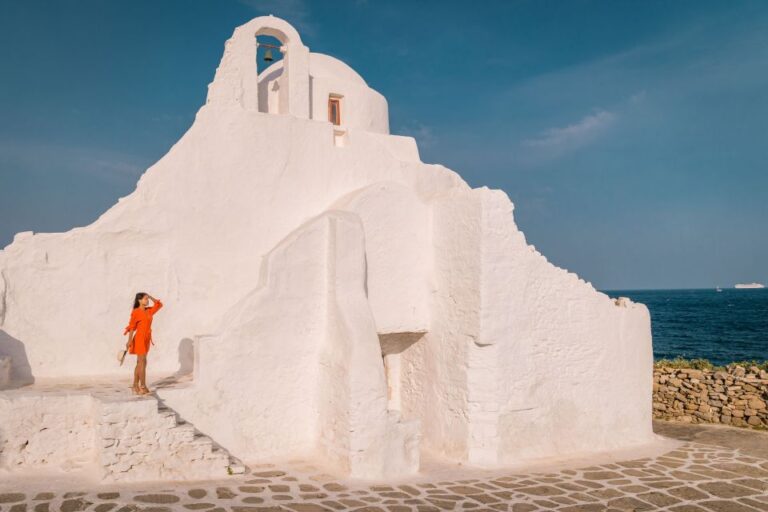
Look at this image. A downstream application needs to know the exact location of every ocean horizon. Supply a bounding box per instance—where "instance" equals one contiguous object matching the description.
[600,288,768,366]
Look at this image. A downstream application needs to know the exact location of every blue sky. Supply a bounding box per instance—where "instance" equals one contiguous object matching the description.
[1,0,766,290]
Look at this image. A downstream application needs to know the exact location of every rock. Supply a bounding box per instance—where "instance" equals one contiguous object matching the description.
[0,494,26,504]
[652,364,768,431]
[134,494,180,504]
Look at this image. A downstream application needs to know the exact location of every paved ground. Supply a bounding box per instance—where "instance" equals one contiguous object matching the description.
[1,420,768,512]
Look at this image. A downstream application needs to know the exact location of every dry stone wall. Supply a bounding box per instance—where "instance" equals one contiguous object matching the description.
[653,364,768,428]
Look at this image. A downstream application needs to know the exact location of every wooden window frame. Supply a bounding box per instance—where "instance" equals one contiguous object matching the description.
[328,96,341,126]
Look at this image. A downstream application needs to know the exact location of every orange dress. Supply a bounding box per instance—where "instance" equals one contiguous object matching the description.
[124,300,163,355]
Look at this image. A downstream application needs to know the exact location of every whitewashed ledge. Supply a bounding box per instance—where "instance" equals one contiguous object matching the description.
[0,376,244,482]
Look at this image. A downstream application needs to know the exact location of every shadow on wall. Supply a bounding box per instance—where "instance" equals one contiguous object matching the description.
[0,329,34,388]
[0,427,5,467]
[177,338,194,376]
[152,338,195,391]
[153,338,195,389]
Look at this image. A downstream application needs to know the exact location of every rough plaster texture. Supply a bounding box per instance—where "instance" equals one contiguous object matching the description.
[97,398,236,482]
[0,356,10,390]
[0,15,660,479]
[0,388,239,482]
[0,394,95,470]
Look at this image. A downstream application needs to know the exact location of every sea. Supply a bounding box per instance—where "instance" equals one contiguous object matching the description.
[603,288,768,367]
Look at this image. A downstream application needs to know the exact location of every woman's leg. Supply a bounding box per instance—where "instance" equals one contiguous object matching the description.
[133,356,141,391]
[138,355,148,392]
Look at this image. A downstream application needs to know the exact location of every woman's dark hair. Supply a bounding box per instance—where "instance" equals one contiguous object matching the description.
[133,292,148,309]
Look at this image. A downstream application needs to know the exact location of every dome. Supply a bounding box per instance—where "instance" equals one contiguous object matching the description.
[309,53,368,86]
[259,52,368,87]
[257,49,387,134]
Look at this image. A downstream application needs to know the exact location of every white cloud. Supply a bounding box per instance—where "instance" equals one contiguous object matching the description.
[522,110,616,150]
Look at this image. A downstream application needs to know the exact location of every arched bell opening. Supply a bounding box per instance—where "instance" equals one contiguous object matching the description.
[207,16,311,118]
[256,34,285,114]
[256,35,284,71]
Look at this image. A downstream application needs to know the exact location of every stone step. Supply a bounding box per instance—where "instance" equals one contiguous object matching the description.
[97,396,245,481]
[228,461,246,474]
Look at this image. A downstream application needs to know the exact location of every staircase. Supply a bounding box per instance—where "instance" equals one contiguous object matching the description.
[96,393,245,482]
[0,372,244,482]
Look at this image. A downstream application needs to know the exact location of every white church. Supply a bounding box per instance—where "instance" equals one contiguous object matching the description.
[0,16,658,481]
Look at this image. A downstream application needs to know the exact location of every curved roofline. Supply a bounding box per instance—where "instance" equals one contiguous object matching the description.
[239,15,303,46]
[259,52,370,88]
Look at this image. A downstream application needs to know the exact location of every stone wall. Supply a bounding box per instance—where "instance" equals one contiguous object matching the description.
[0,390,241,481]
[0,394,95,469]
[653,364,768,428]
[96,399,234,482]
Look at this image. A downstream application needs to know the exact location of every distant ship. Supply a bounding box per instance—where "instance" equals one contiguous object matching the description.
[716,286,722,292]
[734,282,766,289]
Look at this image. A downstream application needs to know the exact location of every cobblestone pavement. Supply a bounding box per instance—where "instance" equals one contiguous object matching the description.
[1,420,767,512]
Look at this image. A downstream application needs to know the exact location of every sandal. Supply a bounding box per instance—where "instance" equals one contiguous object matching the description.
[131,385,141,395]
[139,385,152,395]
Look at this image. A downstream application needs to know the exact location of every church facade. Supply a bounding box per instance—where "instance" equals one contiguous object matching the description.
[0,17,657,480]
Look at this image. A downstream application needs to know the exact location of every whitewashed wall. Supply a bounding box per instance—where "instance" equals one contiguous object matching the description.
[0,15,659,478]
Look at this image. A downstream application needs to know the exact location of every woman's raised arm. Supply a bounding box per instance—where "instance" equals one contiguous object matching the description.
[148,296,163,314]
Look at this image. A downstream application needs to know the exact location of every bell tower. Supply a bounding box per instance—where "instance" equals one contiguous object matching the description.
[207,15,311,119]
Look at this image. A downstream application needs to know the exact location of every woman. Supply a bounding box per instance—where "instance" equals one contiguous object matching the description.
[124,292,163,395]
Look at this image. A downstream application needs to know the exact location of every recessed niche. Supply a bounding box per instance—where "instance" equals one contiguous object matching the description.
[333,129,347,147]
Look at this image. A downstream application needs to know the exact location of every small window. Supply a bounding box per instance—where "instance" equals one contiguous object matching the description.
[328,96,341,125]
